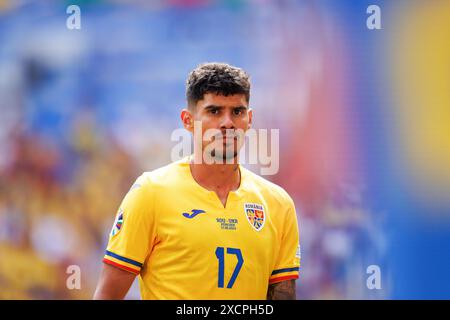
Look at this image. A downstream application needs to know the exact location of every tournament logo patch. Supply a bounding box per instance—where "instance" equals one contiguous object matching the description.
[110,209,124,237]
[244,203,265,231]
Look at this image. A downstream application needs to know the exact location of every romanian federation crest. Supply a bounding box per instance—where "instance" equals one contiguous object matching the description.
[110,209,124,237]
[244,203,265,231]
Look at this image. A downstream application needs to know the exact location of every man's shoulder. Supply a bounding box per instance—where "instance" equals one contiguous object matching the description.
[136,159,186,188]
[241,166,294,207]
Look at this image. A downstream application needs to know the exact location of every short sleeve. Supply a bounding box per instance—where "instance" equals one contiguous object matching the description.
[103,174,156,275]
[269,199,301,284]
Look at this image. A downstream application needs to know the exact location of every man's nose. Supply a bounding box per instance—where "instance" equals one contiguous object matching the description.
[220,112,235,129]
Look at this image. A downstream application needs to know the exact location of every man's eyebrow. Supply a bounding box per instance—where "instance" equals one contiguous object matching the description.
[203,105,248,110]
[204,105,223,110]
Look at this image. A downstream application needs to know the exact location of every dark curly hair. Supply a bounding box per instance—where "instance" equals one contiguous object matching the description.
[186,62,251,108]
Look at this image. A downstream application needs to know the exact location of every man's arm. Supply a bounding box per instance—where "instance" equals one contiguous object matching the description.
[266,280,296,300]
[93,263,137,300]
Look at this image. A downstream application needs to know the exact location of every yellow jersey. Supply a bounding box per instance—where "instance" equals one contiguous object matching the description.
[103,157,300,299]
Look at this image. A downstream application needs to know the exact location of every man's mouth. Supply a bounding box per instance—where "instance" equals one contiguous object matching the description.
[217,137,237,145]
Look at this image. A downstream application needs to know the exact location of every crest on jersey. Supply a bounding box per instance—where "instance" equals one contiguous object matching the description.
[244,203,265,231]
[110,208,124,237]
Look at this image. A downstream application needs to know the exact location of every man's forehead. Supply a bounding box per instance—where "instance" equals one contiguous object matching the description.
[199,92,248,107]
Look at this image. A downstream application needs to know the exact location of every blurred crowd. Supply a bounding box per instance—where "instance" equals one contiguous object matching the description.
[0,0,386,299]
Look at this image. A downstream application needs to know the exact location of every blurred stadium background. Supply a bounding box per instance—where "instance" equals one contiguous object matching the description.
[0,0,449,299]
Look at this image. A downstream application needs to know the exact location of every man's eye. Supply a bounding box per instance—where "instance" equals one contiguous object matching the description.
[234,109,244,115]
[210,109,219,114]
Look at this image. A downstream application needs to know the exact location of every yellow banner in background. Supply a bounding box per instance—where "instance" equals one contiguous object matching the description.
[389,0,450,208]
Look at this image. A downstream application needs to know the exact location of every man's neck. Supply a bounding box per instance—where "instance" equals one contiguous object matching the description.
[189,158,241,194]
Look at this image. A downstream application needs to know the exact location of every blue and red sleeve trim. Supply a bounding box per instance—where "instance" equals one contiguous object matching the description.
[103,250,143,275]
[269,266,300,284]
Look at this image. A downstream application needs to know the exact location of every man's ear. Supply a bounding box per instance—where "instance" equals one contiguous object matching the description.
[181,109,194,133]
[247,108,253,130]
